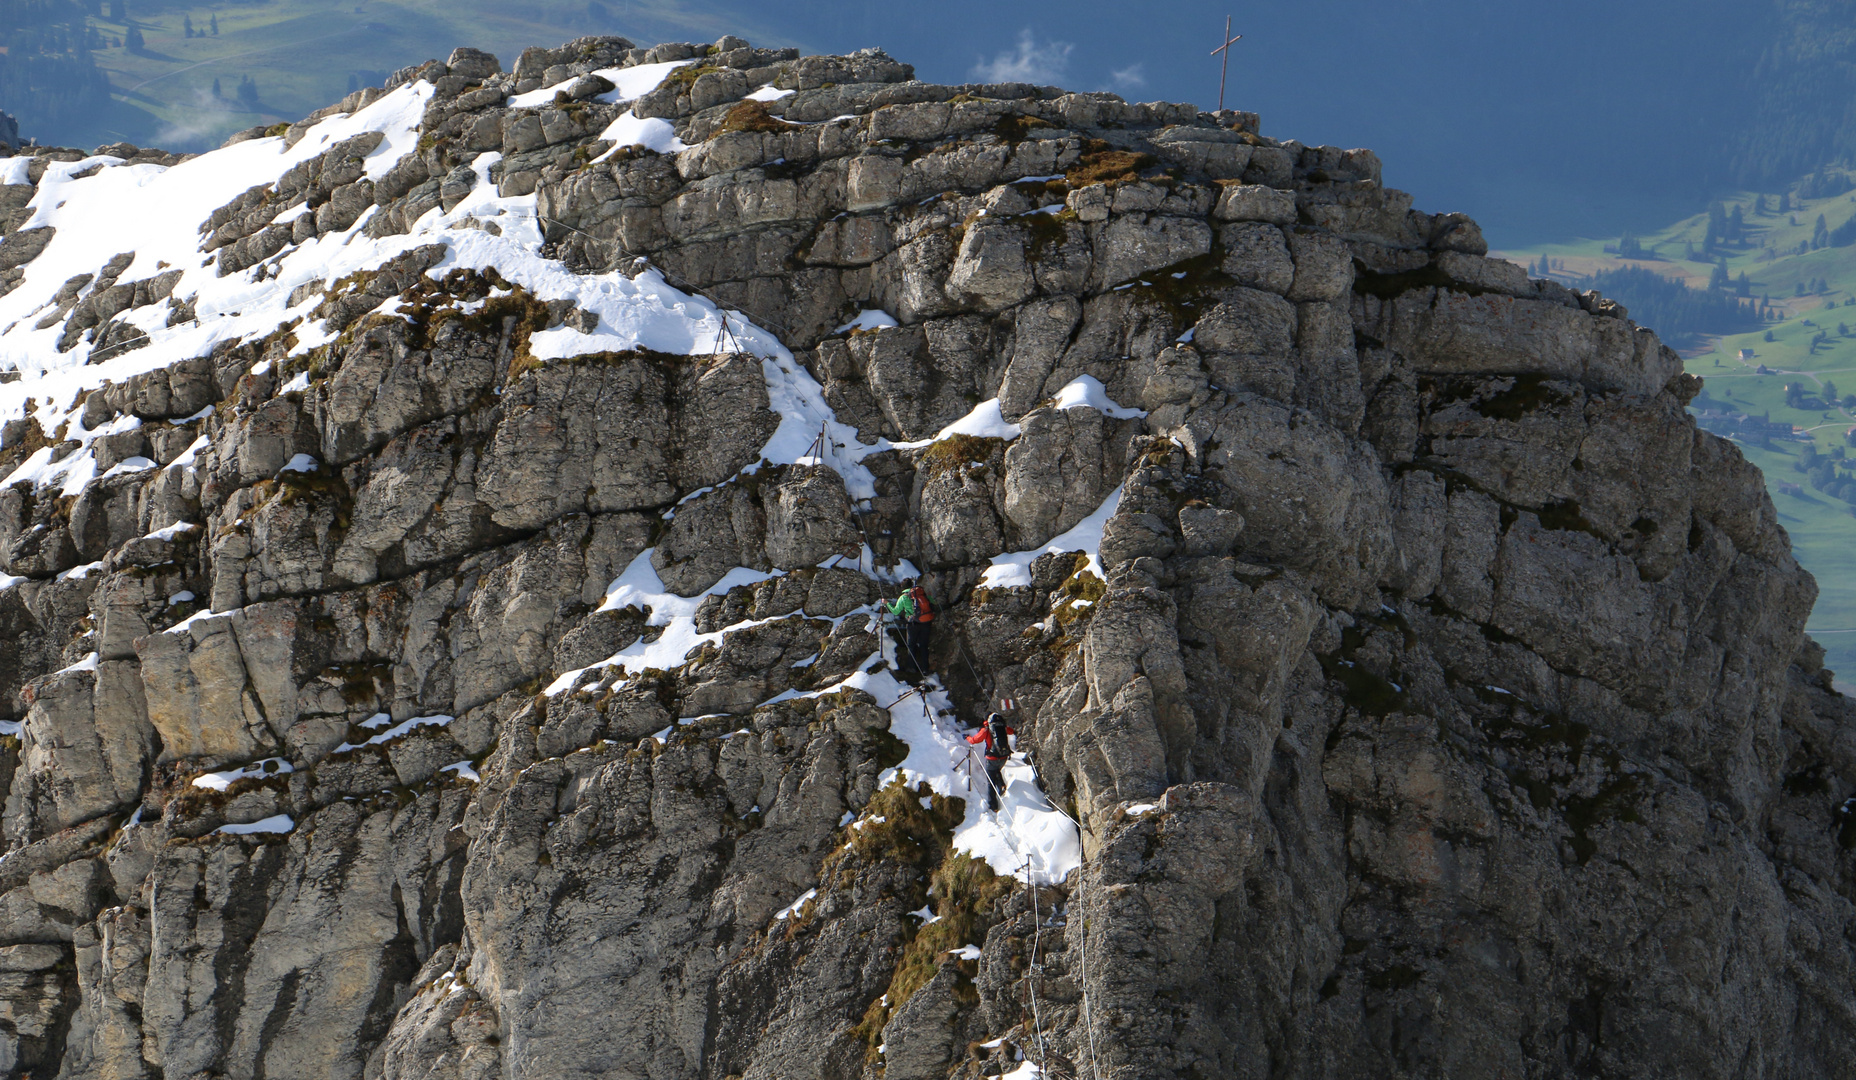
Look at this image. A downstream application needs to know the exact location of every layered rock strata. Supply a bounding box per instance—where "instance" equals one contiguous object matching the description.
[0,32,1842,1080]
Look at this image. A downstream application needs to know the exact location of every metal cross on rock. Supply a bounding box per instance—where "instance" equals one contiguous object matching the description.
[1210,15,1243,112]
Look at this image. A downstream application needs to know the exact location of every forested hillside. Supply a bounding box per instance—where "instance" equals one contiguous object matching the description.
[1567,266,1764,349]
[1726,0,1856,190]
[0,0,112,145]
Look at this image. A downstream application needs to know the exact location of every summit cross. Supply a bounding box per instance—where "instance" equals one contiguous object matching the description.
[1210,16,1243,112]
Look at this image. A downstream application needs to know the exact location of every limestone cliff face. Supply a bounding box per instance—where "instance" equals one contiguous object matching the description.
[0,32,1846,1080]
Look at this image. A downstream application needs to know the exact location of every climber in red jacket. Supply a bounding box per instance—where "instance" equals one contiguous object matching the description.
[966,712,1015,812]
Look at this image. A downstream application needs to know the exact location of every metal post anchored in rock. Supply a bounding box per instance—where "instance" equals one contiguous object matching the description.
[1210,15,1243,112]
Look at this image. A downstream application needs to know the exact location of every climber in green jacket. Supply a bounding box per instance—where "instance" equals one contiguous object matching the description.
[881,578,935,675]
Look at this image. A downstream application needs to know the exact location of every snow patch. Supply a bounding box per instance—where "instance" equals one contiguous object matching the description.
[170,435,209,470]
[774,887,818,921]
[509,60,693,109]
[100,456,156,480]
[1048,375,1146,419]
[217,814,295,836]
[591,112,687,158]
[545,551,786,694]
[835,309,899,333]
[191,757,293,791]
[441,760,482,783]
[334,712,455,752]
[145,520,199,541]
[892,398,1021,449]
[979,484,1122,589]
[165,608,223,634]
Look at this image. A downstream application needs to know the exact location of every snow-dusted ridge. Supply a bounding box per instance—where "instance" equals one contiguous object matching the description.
[0,64,754,504]
[2,60,1096,886]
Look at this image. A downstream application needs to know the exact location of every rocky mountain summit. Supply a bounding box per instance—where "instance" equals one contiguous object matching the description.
[0,31,1846,1080]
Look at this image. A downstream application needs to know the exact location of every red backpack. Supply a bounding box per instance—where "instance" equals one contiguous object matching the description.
[908,585,935,623]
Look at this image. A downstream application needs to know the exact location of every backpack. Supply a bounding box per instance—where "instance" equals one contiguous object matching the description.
[908,585,935,623]
[985,714,1011,758]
